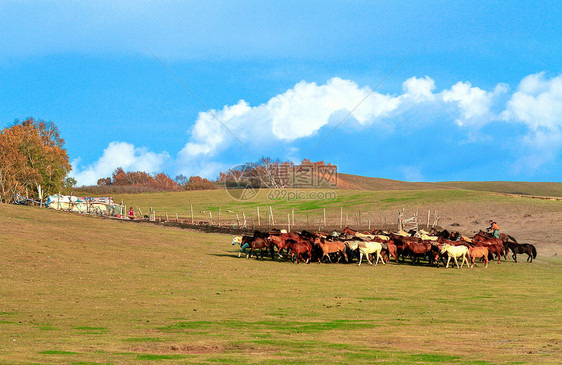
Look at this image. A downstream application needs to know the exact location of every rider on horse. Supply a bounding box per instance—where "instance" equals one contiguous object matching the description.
[487,220,500,238]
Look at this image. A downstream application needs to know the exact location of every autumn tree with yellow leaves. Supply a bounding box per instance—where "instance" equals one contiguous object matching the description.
[0,118,73,203]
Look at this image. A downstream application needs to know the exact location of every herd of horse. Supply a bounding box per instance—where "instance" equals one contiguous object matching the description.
[231,226,538,268]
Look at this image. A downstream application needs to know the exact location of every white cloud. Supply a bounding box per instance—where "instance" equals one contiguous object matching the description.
[70,141,169,186]
[177,77,404,164]
[403,76,436,102]
[72,72,562,181]
[502,72,562,172]
[441,81,508,126]
[502,72,562,132]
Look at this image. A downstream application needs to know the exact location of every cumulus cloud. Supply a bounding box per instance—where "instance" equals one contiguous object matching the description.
[502,72,562,132]
[403,76,436,102]
[501,72,562,172]
[178,75,517,166]
[74,72,562,182]
[178,77,406,163]
[441,81,508,126]
[174,74,562,176]
[71,141,169,186]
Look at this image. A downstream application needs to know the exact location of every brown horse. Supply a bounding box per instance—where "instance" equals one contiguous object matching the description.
[286,239,312,264]
[243,236,274,260]
[388,233,412,262]
[313,237,349,263]
[268,235,290,258]
[437,236,470,247]
[468,246,489,268]
[342,227,358,236]
[472,232,504,264]
[390,233,428,263]
[404,239,432,264]
[381,240,398,262]
[477,230,518,259]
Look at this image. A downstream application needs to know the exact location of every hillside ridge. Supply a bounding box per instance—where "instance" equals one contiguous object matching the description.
[337,173,562,197]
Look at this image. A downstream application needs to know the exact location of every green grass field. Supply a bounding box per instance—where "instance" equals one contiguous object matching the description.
[1,203,561,364]
[105,188,560,226]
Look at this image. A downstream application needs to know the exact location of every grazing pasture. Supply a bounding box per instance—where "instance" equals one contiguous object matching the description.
[1,203,561,364]
[105,188,562,256]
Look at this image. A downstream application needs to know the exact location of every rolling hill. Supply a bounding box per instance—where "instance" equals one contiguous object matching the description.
[337,173,562,197]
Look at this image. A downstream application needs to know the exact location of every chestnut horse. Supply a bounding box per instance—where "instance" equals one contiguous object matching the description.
[313,237,349,263]
[268,235,290,258]
[382,240,398,263]
[286,239,312,264]
[468,246,489,268]
[472,232,504,264]
[341,227,374,240]
[390,234,430,264]
[243,236,274,260]
[477,230,518,259]
[342,227,357,235]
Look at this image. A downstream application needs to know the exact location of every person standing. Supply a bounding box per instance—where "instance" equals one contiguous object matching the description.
[128,206,135,219]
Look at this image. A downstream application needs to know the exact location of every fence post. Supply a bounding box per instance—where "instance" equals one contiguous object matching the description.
[287,213,291,233]
[190,204,194,224]
[340,207,343,229]
[257,207,260,226]
[218,206,221,227]
[323,208,326,227]
[243,211,247,228]
[292,209,295,227]
[269,206,274,225]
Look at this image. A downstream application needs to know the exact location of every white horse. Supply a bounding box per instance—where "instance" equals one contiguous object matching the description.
[355,232,375,240]
[440,243,469,268]
[357,241,385,266]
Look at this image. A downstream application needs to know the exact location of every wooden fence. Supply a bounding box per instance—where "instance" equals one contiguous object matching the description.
[132,204,442,233]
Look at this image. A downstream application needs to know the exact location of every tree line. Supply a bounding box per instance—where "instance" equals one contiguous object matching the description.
[86,157,335,194]
[81,168,217,194]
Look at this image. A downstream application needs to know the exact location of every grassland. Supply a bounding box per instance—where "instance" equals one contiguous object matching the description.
[434,181,562,198]
[108,188,560,224]
[1,203,561,364]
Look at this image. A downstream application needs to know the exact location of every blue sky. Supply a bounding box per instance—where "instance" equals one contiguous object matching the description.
[1,1,561,185]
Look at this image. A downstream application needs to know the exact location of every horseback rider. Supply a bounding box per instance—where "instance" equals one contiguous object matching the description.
[487,220,500,238]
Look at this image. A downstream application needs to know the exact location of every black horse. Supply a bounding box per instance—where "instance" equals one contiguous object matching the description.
[429,228,452,240]
[504,242,537,263]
